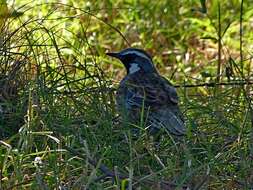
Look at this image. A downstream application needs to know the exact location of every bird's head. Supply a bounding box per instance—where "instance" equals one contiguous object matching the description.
[106,48,157,74]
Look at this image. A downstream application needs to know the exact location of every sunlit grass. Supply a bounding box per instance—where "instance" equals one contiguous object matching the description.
[0,0,252,189]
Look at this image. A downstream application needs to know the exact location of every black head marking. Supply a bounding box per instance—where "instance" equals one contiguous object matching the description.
[107,48,157,74]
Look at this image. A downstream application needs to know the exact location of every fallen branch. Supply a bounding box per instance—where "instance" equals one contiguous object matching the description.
[64,145,128,180]
[64,145,189,190]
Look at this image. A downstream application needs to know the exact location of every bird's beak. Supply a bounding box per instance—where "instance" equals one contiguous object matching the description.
[106,52,121,59]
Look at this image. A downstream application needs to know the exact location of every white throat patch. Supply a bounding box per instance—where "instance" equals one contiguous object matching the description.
[129,63,140,74]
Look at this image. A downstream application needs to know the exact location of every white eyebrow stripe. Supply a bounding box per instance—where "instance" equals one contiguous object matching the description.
[121,50,152,62]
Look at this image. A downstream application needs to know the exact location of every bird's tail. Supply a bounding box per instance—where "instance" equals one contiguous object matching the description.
[149,108,186,136]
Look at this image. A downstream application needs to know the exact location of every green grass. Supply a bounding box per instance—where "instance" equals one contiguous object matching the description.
[0,0,253,189]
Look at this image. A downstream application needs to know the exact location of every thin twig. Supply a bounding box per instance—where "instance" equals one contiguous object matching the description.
[47,80,253,96]
[174,80,253,88]
[216,2,222,84]
[240,0,244,73]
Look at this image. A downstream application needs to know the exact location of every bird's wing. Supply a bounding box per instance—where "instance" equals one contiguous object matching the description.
[118,73,186,135]
[123,73,179,109]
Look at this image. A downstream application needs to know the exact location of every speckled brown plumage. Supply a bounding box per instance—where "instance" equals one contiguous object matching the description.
[116,70,185,136]
[107,48,186,136]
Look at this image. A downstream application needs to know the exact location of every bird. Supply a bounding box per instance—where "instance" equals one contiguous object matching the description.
[106,48,186,136]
